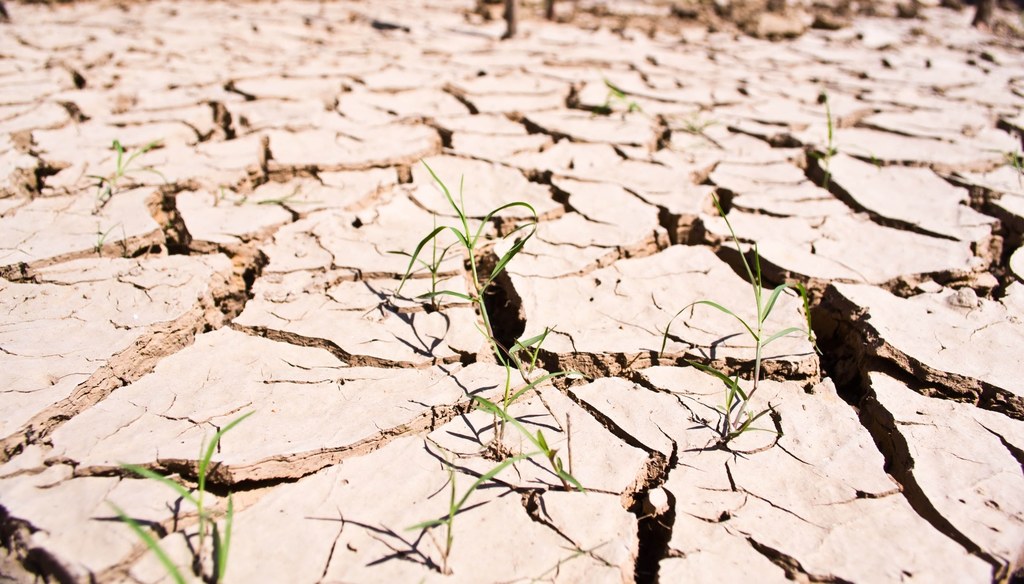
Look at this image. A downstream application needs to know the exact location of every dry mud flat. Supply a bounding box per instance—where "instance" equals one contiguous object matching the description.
[1,0,1024,582]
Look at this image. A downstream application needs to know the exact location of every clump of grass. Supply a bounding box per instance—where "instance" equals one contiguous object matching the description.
[389,215,455,310]
[398,162,584,573]
[88,139,165,214]
[659,197,814,444]
[109,411,253,583]
[397,163,584,448]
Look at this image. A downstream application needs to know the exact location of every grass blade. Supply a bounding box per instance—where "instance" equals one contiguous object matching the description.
[216,494,234,583]
[761,326,807,347]
[198,411,254,493]
[692,300,756,341]
[759,283,792,324]
[396,226,449,293]
[109,502,186,584]
[121,464,198,507]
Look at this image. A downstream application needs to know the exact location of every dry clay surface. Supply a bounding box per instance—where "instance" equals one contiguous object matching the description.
[1,0,1023,582]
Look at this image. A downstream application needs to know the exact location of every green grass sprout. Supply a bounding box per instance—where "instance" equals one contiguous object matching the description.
[88,139,165,214]
[659,196,814,443]
[112,411,253,583]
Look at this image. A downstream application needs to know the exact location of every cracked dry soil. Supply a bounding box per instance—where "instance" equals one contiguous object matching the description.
[1,0,1023,582]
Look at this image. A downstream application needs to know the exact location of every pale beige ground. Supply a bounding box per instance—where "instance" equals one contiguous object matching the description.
[0,1,1023,582]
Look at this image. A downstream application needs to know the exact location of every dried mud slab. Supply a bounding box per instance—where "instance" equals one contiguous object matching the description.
[222,436,637,583]
[824,153,996,245]
[794,126,1012,173]
[0,462,195,580]
[862,371,1024,580]
[523,111,658,149]
[821,283,1024,419]
[177,188,292,248]
[606,367,994,582]
[0,255,232,456]
[0,188,163,277]
[259,193,464,276]
[507,142,716,241]
[445,71,569,114]
[493,177,667,277]
[509,245,817,379]
[46,328,509,483]
[265,123,440,171]
[701,209,986,290]
[234,270,484,366]
[409,155,562,224]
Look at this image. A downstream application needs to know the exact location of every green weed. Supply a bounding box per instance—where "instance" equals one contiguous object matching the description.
[94,222,128,257]
[88,139,165,214]
[399,162,584,574]
[111,411,253,583]
[809,90,838,190]
[659,197,814,444]
[595,78,642,116]
[409,450,532,575]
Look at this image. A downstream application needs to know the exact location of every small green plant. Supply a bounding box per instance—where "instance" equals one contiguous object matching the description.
[109,411,253,583]
[396,162,583,453]
[809,90,838,190]
[94,222,128,257]
[399,162,585,574]
[389,215,456,310]
[409,450,532,575]
[595,78,642,116]
[659,197,814,444]
[1006,150,1023,189]
[88,139,165,213]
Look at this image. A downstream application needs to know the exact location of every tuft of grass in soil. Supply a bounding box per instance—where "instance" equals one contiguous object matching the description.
[88,139,165,214]
[110,411,252,583]
[659,196,815,444]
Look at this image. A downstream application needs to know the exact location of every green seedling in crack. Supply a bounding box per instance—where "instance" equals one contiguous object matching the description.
[88,139,166,214]
[389,215,456,310]
[596,78,642,116]
[110,411,253,583]
[94,222,128,257]
[659,196,815,444]
[396,161,584,455]
[408,449,533,575]
[809,90,838,190]
[1006,150,1023,189]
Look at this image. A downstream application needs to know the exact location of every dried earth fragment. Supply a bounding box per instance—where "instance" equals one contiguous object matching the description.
[409,155,562,225]
[820,282,1024,419]
[508,245,817,379]
[624,367,995,583]
[221,435,637,583]
[46,328,509,483]
[0,188,163,276]
[701,209,986,290]
[265,123,440,170]
[862,371,1024,580]
[259,193,465,276]
[523,110,658,150]
[0,254,232,456]
[493,177,667,277]
[823,153,996,245]
[234,269,484,366]
[0,463,197,579]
